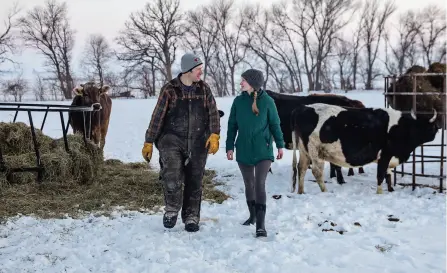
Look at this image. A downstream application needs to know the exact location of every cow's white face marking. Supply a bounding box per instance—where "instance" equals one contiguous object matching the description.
[383,108,401,133]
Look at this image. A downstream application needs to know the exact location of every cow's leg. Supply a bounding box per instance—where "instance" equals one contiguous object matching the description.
[311,158,327,192]
[358,167,365,174]
[330,163,346,184]
[334,165,346,185]
[99,118,110,151]
[386,168,394,192]
[329,163,336,178]
[376,156,391,194]
[291,131,298,193]
[91,128,101,148]
[297,150,310,194]
[348,168,354,176]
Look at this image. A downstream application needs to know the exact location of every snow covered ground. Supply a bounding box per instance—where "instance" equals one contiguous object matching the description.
[0,90,445,273]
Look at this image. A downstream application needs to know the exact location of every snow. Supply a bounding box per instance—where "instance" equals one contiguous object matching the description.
[0,90,445,273]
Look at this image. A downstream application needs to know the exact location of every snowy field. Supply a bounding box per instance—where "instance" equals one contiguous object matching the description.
[0,90,445,273]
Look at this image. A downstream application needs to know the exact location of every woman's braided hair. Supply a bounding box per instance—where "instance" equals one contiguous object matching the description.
[252,90,259,116]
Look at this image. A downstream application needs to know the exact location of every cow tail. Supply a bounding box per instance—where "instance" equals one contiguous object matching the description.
[292,130,297,167]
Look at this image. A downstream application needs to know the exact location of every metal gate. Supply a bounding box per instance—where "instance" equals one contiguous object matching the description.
[383,72,446,193]
[0,102,97,183]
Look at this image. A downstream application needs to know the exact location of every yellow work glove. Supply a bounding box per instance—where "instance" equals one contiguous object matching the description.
[205,133,220,154]
[142,142,153,162]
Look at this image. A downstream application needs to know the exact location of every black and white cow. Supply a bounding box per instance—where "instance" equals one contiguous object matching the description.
[265,90,366,184]
[290,103,439,194]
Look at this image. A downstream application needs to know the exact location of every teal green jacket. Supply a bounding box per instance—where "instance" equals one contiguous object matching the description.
[225,89,285,165]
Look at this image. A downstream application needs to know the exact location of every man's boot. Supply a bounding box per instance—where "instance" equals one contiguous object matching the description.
[163,212,178,229]
[255,203,267,237]
[242,200,256,225]
[184,219,199,232]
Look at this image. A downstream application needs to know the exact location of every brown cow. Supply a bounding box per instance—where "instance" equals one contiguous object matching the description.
[69,82,112,150]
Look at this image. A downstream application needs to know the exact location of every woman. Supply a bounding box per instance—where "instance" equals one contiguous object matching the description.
[225,68,285,238]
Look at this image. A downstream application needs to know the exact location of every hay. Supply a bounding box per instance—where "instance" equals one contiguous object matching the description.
[0,123,103,185]
[387,64,444,126]
[1,153,36,184]
[0,159,229,219]
[0,122,54,155]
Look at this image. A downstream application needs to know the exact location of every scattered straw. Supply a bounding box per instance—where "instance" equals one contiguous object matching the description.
[0,159,229,219]
[0,122,229,219]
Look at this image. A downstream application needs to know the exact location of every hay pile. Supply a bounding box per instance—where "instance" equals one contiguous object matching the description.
[0,122,103,185]
[387,63,445,126]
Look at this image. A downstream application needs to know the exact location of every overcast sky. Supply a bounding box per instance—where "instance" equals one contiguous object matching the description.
[1,0,445,81]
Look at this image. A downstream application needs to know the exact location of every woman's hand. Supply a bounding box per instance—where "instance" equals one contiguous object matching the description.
[277,148,283,160]
[227,150,234,160]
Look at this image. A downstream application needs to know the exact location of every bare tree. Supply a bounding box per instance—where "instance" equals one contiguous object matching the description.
[0,2,20,73]
[207,0,247,96]
[242,3,298,93]
[80,34,113,86]
[103,71,126,97]
[2,70,27,102]
[350,20,363,90]
[269,2,303,93]
[359,0,396,89]
[333,37,354,90]
[18,0,75,99]
[268,0,355,91]
[417,4,446,66]
[383,10,421,75]
[207,42,230,97]
[306,0,356,90]
[184,5,219,80]
[31,70,46,101]
[116,0,183,82]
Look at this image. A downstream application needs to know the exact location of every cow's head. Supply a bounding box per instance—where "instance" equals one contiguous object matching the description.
[73,82,110,110]
[406,108,439,144]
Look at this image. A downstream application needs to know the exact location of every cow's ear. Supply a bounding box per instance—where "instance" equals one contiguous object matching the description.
[101,85,110,94]
[73,86,83,96]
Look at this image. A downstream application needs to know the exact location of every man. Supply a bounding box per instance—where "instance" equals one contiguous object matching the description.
[141,53,221,232]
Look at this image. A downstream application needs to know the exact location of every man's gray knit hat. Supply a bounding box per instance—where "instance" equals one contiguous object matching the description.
[241,69,264,90]
[181,53,203,73]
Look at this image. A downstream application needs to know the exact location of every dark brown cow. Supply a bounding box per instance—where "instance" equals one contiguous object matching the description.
[69,82,112,150]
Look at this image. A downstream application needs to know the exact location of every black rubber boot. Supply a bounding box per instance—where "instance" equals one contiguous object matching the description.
[163,212,178,229]
[185,220,199,232]
[255,203,267,237]
[242,200,256,225]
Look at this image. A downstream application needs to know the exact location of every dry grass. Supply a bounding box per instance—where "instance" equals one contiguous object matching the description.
[0,127,103,185]
[0,159,229,219]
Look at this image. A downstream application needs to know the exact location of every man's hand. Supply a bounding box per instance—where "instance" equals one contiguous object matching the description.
[277,148,283,160]
[227,150,233,160]
[142,142,153,162]
[205,133,220,154]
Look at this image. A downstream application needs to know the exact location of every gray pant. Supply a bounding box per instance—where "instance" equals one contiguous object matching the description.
[238,160,272,204]
[157,133,208,224]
